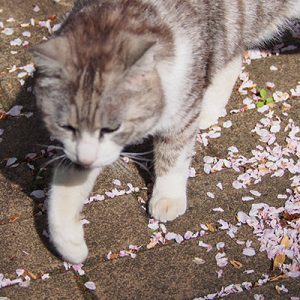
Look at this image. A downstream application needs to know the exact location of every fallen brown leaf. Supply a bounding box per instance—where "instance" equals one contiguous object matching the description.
[280,235,290,248]
[270,274,288,282]
[230,260,243,269]
[0,111,7,120]
[27,271,38,280]
[9,214,21,222]
[109,253,119,260]
[273,253,286,270]
[283,211,300,221]
[273,235,290,270]
[206,223,215,233]
[48,15,57,21]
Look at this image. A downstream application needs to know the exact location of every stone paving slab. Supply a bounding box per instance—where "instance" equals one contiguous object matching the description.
[0,192,151,277]
[0,0,73,110]
[86,232,272,300]
[248,53,300,92]
[0,271,85,299]
[229,279,300,300]
[0,216,60,277]
[0,0,300,299]
[166,167,293,235]
[0,173,34,222]
[83,194,150,259]
[93,162,147,196]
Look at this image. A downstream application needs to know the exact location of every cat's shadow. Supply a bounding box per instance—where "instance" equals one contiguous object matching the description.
[0,77,58,256]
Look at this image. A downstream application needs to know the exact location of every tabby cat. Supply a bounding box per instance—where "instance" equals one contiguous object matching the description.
[32,0,300,263]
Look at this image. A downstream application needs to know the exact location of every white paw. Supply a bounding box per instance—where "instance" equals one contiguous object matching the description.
[49,221,88,264]
[149,197,187,222]
[199,109,227,130]
[199,115,219,130]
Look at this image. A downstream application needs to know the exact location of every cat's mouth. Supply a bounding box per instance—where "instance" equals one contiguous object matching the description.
[64,155,98,169]
[73,162,94,170]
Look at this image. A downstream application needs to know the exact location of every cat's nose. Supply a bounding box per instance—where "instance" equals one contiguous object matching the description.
[78,158,94,167]
[76,133,98,167]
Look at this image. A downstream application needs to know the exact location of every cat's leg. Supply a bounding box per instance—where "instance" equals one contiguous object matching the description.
[48,165,100,263]
[199,55,242,130]
[149,129,196,222]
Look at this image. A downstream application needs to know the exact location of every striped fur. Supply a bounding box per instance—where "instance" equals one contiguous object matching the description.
[32,0,300,263]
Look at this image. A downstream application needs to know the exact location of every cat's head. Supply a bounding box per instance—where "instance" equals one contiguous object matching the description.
[31,20,168,168]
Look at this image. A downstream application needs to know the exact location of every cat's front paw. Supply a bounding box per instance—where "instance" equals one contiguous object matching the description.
[49,221,88,264]
[149,197,187,222]
[199,108,227,129]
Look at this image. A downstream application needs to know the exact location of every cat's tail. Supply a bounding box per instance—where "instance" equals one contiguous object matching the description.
[243,0,300,48]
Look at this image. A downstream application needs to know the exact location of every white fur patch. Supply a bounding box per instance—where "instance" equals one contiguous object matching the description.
[199,55,242,129]
[48,166,100,263]
[77,131,99,166]
[155,31,194,132]
[95,136,123,166]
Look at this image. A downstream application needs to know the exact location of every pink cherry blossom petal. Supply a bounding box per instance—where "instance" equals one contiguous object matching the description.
[223,121,233,128]
[6,157,17,167]
[30,190,45,199]
[250,190,261,197]
[243,247,256,257]
[84,281,96,290]
[207,192,215,199]
[41,273,50,280]
[213,207,224,212]
[242,196,255,202]
[10,38,23,46]
[270,65,278,71]
[7,105,23,116]
[2,27,14,35]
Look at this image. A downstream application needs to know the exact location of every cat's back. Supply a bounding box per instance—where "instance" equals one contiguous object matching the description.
[151,0,300,56]
[71,0,300,41]
[66,0,300,71]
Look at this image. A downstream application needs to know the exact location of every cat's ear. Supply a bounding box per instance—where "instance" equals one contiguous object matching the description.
[30,37,70,74]
[123,33,156,68]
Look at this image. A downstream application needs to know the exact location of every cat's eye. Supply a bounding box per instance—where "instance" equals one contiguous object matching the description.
[100,124,121,137]
[61,125,78,134]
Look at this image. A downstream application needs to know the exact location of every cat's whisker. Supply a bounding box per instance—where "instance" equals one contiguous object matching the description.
[122,154,155,169]
[50,146,65,151]
[121,154,152,162]
[42,154,66,169]
[125,157,152,176]
[37,143,62,149]
[65,159,75,170]
[37,144,65,151]
[56,156,70,170]
[122,150,154,156]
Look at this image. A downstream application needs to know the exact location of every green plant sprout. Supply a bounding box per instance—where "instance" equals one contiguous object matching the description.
[256,89,275,108]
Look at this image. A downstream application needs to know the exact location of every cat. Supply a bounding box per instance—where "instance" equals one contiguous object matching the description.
[31,0,300,263]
